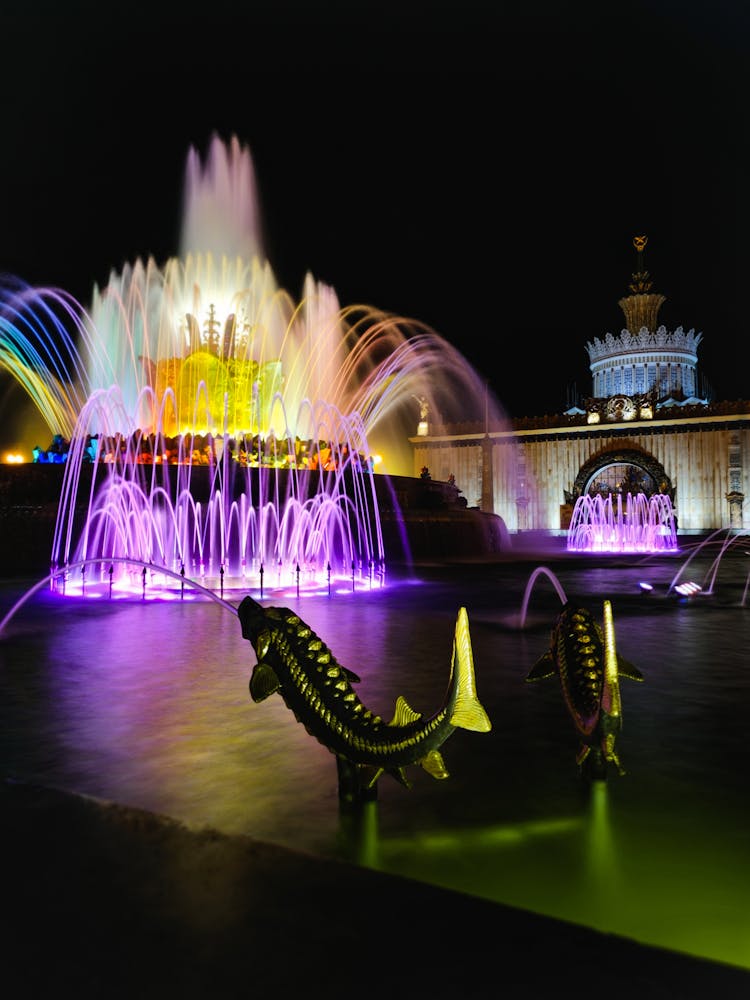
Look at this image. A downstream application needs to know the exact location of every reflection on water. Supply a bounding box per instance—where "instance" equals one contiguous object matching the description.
[1,553,749,971]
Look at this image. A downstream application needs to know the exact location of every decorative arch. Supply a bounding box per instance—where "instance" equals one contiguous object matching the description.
[567,448,674,502]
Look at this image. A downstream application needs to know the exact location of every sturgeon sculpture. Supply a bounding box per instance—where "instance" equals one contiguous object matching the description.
[237,596,491,801]
[526,599,644,779]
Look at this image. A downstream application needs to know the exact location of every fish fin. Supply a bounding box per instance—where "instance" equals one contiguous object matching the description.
[249,662,280,703]
[450,607,492,732]
[387,695,422,727]
[360,765,384,789]
[343,666,361,684]
[385,766,412,789]
[526,651,556,682]
[420,749,450,780]
[450,698,492,733]
[617,656,644,681]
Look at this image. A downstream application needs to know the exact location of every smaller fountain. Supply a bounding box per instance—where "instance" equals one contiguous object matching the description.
[567,492,678,554]
[666,528,750,605]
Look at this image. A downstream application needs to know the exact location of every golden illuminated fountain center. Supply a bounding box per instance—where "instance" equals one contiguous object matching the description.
[151,304,282,437]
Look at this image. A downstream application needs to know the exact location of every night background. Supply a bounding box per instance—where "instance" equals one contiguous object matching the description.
[1,1,748,452]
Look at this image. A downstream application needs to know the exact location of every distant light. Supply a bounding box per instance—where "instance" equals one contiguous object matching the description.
[675,581,702,597]
[417,421,429,436]
[638,581,654,592]
[3,452,25,464]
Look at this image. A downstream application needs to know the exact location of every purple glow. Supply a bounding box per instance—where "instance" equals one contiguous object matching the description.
[567,492,678,554]
[51,399,387,597]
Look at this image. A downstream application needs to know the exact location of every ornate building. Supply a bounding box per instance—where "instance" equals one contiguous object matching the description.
[583,235,707,408]
[411,237,748,536]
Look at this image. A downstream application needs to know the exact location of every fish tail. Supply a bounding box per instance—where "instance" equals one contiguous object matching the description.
[449,607,492,733]
[602,599,622,720]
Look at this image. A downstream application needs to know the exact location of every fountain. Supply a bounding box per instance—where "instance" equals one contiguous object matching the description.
[567,491,678,554]
[0,133,509,595]
[666,527,750,604]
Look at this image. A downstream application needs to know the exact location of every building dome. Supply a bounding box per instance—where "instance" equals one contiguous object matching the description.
[583,236,708,409]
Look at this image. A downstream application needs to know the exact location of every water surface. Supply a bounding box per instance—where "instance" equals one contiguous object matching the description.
[1,549,748,971]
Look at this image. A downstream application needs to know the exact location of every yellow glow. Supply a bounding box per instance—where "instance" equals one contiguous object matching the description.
[3,452,26,464]
[152,352,282,437]
[382,816,583,855]
[602,599,621,720]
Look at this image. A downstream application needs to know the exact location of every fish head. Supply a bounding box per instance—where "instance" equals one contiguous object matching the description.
[237,596,272,660]
[596,710,625,775]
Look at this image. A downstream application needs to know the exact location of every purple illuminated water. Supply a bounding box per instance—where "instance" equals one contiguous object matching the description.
[567,491,678,554]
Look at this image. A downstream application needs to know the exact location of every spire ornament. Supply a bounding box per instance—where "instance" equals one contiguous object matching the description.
[618,233,665,332]
[629,234,653,294]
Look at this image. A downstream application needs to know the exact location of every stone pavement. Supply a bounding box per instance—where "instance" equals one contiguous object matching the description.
[4,778,749,998]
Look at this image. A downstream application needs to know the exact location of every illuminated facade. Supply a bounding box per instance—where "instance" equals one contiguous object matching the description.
[412,239,748,535]
[586,325,704,406]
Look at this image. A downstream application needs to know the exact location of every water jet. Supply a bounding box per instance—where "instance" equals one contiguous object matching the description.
[567,491,678,554]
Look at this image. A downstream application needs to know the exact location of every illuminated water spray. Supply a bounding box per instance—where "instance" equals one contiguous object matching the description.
[0,133,508,594]
[567,492,678,554]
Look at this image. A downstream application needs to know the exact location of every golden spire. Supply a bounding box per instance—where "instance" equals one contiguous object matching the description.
[629,235,652,294]
[618,234,665,332]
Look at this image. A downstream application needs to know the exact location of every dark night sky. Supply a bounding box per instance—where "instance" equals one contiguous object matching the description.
[2,1,749,451]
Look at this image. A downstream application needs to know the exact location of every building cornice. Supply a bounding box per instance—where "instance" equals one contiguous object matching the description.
[411,408,750,445]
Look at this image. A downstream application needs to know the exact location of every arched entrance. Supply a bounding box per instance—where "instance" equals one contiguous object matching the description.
[569,448,674,502]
